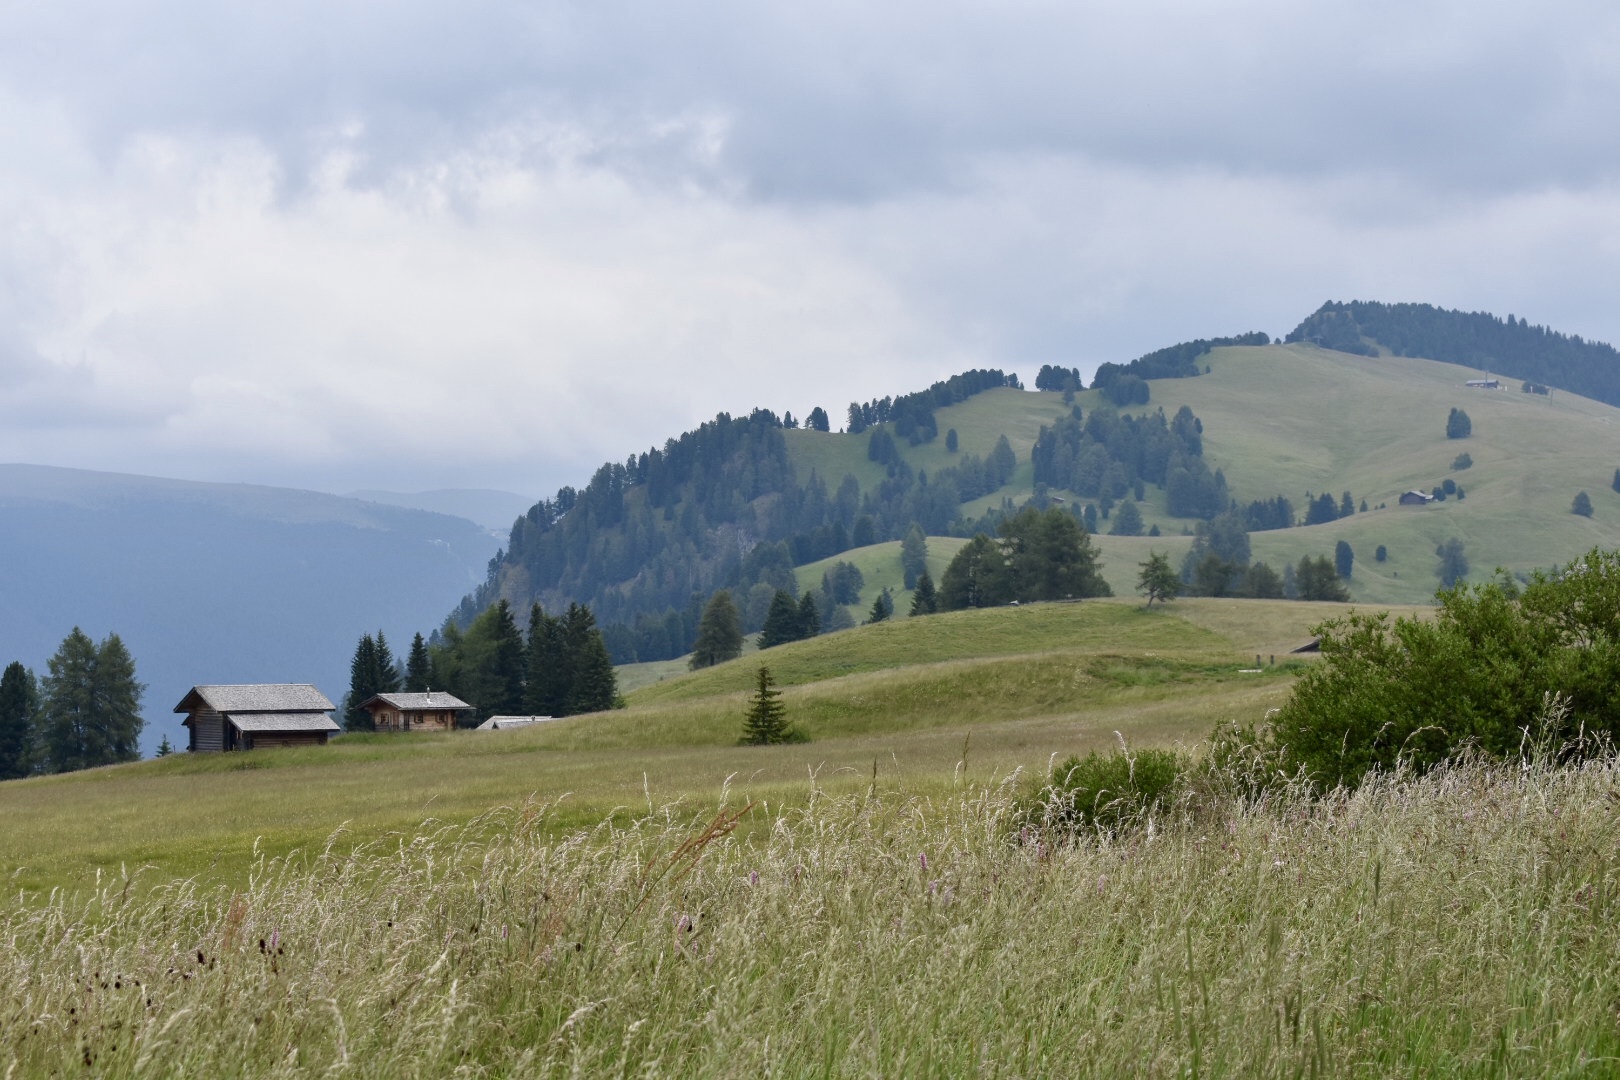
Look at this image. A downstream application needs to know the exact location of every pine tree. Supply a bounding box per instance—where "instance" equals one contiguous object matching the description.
[900,523,929,589]
[1109,499,1144,536]
[524,604,567,716]
[486,602,527,716]
[1335,539,1354,579]
[1446,407,1472,439]
[741,666,791,745]
[758,590,803,649]
[157,735,174,756]
[0,661,38,778]
[1435,538,1469,588]
[866,589,894,624]
[796,591,821,638]
[690,590,744,670]
[39,628,144,772]
[92,633,144,763]
[565,608,619,714]
[910,571,938,616]
[405,633,431,692]
[344,634,381,731]
[373,631,402,695]
[1573,490,1594,518]
[1339,491,1355,517]
[1137,552,1180,606]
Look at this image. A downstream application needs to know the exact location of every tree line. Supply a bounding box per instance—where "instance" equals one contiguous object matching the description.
[345,600,617,728]
[1031,404,1228,519]
[1289,301,1620,408]
[0,628,145,778]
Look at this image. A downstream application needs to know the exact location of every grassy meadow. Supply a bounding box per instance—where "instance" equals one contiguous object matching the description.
[0,599,1340,893]
[6,751,1620,1076]
[4,594,1616,1075]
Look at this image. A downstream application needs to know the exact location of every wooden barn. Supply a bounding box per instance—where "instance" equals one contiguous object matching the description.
[357,691,473,732]
[175,684,339,752]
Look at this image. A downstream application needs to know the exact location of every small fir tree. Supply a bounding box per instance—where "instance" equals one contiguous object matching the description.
[1573,490,1594,518]
[796,591,821,638]
[1446,407,1472,439]
[910,571,939,616]
[156,735,174,757]
[741,666,791,745]
[1335,539,1354,580]
[866,589,894,624]
[900,524,929,589]
[1375,544,1388,563]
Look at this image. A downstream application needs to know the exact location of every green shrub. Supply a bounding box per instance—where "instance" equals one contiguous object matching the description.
[1268,547,1620,790]
[1034,747,1183,832]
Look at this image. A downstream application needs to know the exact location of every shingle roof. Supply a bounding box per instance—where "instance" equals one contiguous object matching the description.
[361,691,472,712]
[174,684,336,714]
[227,712,341,733]
[476,715,552,730]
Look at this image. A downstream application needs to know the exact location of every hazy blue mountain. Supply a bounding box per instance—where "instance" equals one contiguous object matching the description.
[346,488,537,536]
[0,465,500,757]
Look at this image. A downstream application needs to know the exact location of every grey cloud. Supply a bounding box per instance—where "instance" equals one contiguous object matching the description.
[6,1,1619,206]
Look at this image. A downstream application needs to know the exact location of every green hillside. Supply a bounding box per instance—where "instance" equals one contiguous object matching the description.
[0,597,1371,892]
[784,343,1620,606]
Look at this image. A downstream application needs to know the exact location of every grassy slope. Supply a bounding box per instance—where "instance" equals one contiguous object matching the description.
[789,345,1620,605]
[0,597,1355,892]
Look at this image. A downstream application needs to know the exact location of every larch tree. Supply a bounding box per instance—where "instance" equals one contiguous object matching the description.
[1137,552,1180,606]
[40,628,144,772]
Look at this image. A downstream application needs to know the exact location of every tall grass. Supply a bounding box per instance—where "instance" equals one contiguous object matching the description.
[5,755,1619,1076]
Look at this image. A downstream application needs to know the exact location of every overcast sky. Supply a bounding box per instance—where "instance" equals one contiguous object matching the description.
[2,1,1618,499]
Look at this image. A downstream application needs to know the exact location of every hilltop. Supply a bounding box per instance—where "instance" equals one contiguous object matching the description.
[458,306,1620,662]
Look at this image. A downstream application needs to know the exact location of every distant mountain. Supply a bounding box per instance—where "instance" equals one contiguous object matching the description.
[0,465,501,756]
[347,488,537,536]
[1287,301,1620,405]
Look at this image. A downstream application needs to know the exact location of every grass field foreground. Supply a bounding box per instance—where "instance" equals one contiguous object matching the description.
[5,754,1619,1076]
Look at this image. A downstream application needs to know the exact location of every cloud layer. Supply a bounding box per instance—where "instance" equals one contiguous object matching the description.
[2,1,1617,495]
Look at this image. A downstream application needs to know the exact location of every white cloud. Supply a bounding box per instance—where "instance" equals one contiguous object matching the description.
[1,1,1619,495]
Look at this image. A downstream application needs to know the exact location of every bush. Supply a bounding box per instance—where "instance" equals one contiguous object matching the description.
[1033,747,1183,833]
[1452,452,1473,470]
[1267,548,1620,790]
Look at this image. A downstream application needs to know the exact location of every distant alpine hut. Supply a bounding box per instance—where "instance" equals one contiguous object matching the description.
[476,715,552,731]
[1465,378,1502,389]
[175,684,339,752]
[359,691,473,732]
[1399,490,1435,506]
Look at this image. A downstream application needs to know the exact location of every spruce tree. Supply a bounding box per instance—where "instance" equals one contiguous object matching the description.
[910,571,938,615]
[866,588,894,624]
[741,666,790,745]
[344,634,381,731]
[796,591,821,638]
[1573,491,1594,518]
[563,604,618,714]
[757,590,802,649]
[39,628,143,772]
[690,590,744,670]
[0,661,39,778]
[92,633,144,764]
[486,602,527,716]
[1335,539,1354,580]
[525,604,569,717]
[405,633,431,692]
[900,523,929,589]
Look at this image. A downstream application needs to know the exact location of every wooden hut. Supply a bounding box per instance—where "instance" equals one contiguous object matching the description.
[358,691,473,732]
[175,684,339,752]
